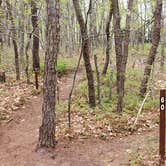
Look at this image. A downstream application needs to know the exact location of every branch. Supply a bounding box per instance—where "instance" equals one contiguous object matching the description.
[131,91,151,131]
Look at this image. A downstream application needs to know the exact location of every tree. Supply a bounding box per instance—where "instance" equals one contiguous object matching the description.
[73,0,96,107]
[38,0,60,148]
[6,0,20,80]
[102,1,113,75]
[31,0,40,89]
[89,0,97,53]
[112,0,133,112]
[160,10,165,68]
[67,0,74,57]
[140,0,163,96]
[119,0,134,112]
[112,0,123,113]
[112,0,133,113]
[0,0,3,53]
[19,0,25,70]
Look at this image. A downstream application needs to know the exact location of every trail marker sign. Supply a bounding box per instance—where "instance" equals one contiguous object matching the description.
[160,89,166,165]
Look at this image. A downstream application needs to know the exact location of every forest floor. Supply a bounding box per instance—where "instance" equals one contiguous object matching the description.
[0,70,163,166]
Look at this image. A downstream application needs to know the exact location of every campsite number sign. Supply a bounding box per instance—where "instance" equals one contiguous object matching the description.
[160,90,166,165]
[161,96,165,111]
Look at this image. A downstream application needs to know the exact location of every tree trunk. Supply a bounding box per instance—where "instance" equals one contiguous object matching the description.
[19,0,25,70]
[140,0,162,97]
[39,0,60,148]
[112,0,123,113]
[73,0,96,107]
[6,0,20,80]
[31,0,40,70]
[20,22,25,68]
[67,0,73,57]
[31,0,40,89]
[160,12,165,68]
[25,33,31,84]
[161,37,165,68]
[109,29,114,99]
[141,2,145,50]
[89,0,97,54]
[0,0,3,65]
[102,2,113,75]
[94,54,101,105]
[112,0,133,113]
[118,0,133,112]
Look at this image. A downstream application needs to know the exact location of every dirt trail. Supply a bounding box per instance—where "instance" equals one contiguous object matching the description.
[0,71,160,166]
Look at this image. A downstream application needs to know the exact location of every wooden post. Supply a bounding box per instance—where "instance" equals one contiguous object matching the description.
[160,89,166,165]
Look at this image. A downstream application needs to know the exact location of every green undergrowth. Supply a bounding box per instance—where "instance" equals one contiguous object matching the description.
[69,67,159,133]
[0,46,79,78]
[75,68,158,113]
[40,57,78,76]
[130,44,150,56]
[56,66,159,139]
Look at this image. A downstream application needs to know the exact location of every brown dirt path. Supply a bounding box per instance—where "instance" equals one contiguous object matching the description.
[0,71,159,166]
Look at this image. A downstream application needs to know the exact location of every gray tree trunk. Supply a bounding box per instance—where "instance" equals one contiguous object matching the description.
[19,1,25,71]
[31,0,40,89]
[102,3,113,75]
[6,0,20,80]
[140,0,163,96]
[112,0,133,112]
[39,0,60,148]
[73,0,96,107]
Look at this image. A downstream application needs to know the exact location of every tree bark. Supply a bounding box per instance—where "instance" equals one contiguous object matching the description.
[140,0,162,97]
[25,32,31,84]
[112,0,133,113]
[160,12,165,68]
[67,0,73,57]
[31,0,40,70]
[19,0,25,70]
[109,29,114,99]
[6,0,20,80]
[112,0,123,113]
[31,0,40,89]
[0,0,3,65]
[94,54,101,105]
[73,0,96,107]
[118,0,133,112]
[102,2,113,75]
[39,0,60,148]
[89,0,97,54]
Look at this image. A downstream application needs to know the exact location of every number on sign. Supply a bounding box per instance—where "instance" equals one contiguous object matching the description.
[161,97,165,103]
[161,104,165,111]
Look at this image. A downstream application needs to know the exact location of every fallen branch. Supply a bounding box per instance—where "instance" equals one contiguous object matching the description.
[131,91,151,131]
[67,48,83,128]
